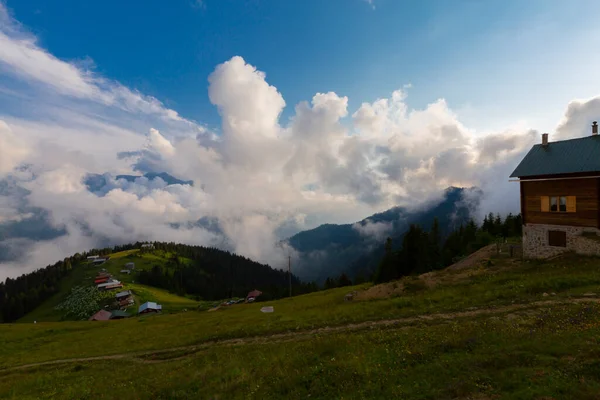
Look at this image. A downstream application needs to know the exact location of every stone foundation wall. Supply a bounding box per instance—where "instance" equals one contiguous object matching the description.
[523,224,600,259]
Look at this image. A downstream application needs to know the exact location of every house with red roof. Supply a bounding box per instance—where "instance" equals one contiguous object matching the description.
[246,289,262,302]
[88,309,112,321]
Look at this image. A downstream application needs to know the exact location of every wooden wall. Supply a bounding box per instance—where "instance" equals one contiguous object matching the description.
[521,178,599,227]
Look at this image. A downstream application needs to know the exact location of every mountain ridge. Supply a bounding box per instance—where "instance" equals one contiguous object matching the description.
[287,186,483,282]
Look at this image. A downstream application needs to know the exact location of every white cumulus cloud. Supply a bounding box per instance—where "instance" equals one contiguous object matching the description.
[0,3,599,280]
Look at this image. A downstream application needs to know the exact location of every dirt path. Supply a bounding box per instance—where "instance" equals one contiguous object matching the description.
[3,296,599,373]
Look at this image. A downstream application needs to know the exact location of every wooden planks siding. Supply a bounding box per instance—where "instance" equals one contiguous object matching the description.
[522,178,599,227]
[520,181,526,226]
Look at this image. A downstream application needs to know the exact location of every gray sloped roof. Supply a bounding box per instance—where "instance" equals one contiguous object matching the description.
[110,310,130,318]
[510,135,600,178]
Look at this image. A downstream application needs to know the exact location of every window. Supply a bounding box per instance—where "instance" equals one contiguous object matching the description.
[541,196,576,212]
[548,230,567,247]
[559,196,567,212]
[550,196,558,211]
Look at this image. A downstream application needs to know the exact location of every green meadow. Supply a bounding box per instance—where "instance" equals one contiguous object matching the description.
[2,252,600,398]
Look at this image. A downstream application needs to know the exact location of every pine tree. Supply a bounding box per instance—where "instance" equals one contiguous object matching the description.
[400,225,430,275]
[429,217,442,270]
[494,214,503,237]
[338,273,352,287]
[482,214,490,232]
[514,213,523,236]
[374,237,397,283]
[483,212,495,235]
[324,277,337,289]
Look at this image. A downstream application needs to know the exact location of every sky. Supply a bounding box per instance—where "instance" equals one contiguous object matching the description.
[1,0,600,279]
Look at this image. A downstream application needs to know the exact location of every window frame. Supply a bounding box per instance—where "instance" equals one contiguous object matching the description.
[550,196,567,212]
[541,195,576,213]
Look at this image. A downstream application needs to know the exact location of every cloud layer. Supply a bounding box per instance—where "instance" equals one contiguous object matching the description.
[0,4,597,280]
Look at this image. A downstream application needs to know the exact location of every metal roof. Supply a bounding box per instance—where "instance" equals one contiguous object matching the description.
[110,310,130,318]
[510,135,600,178]
[97,279,120,288]
[138,301,162,313]
[115,290,132,298]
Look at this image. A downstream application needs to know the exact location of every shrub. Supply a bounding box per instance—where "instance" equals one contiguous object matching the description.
[403,278,427,293]
[55,286,114,320]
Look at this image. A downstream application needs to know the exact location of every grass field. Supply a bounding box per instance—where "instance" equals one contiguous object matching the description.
[3,303,600,399]
[18,249,198,323]
[3,252,600,398]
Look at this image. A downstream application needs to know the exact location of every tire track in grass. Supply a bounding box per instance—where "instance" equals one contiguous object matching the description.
[3,296,600,372]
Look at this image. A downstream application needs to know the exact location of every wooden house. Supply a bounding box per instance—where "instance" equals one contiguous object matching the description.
[115,290,133,307]
[510,122,600,258]
[94,277,109,285]
[97,279,122,291]
[103,282,123,291]
[89,309,112,321]
[246,289,262,302]
[119,298,134,308]
[115,290,132,300]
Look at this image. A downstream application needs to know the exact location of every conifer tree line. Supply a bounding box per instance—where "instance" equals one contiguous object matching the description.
[0,242,317,323]
[373,213,522,284]
[322,212,523,287]
[135,242,319,301]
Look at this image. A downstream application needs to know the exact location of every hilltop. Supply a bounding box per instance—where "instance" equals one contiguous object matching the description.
[2,250,600,398]
[16,248,200,323]
[1,242,313,323]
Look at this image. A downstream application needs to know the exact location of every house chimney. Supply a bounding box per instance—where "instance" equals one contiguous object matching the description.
[593,121,598,135]
[542,133,548,146]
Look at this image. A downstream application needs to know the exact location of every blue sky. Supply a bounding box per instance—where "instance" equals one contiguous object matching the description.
[7,0,599,133]
[2,0,600,278]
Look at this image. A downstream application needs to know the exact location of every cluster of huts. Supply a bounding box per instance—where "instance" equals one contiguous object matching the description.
[89,300,162,321]
[94,271,123,291]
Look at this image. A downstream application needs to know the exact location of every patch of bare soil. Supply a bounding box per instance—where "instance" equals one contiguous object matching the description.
[447,244,496,271]
[358,245,500,299]
[366,245,526,298]
[355,280,404,300]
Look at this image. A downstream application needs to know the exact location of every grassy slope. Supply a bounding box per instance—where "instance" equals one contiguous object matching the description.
[18,249,199,323]
[2,253,600,398]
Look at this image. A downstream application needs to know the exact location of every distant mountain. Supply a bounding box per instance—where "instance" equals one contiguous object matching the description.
[288,187,483,283]
[84,171,193,193]
[115,172,193,186]
[0,178,65,263]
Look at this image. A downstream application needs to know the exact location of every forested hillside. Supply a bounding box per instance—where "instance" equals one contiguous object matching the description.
[0,243,138,323]
[372,212,522,284]
[135,242,318,301]
[289,187,483,282]
[0,242,315,323]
